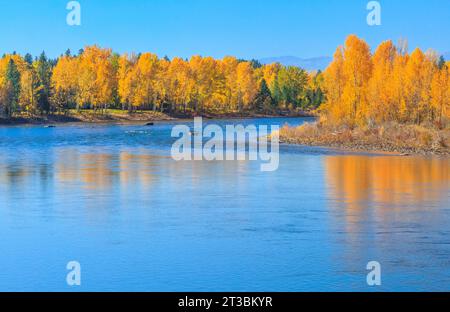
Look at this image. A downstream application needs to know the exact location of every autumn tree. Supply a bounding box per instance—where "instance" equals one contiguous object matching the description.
[321,35,449,127]
[117,53,137,111]
[236,61,257,111]
[389,48,409,121]
[322,47,346,123]
[221,56,239,111]
[189,56,223,113]
[20,66,41,114]
[368,40,396,123]
[51,55,79,111]
[77,46,115,111]
[131,53,160,111]
[431,63,450,125]
[341,35,373,126]
[155,57,170,112]
[404,48,436,124]
[167,57,193,113]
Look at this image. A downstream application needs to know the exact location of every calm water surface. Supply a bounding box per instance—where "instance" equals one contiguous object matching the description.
[0,117,449,291]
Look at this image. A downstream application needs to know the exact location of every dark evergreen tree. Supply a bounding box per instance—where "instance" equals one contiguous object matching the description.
[271,78,282,110]
[36,52,52,114]
[5,59,21,116]
[438,55,446,69]
[254,79,274,112]
[250,59,262,69]
[24,53,33,65]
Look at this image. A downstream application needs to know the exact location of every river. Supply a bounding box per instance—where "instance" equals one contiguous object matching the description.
[0,117,448,291]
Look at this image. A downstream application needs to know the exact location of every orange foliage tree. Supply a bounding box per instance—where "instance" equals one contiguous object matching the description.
[322,35,449,127]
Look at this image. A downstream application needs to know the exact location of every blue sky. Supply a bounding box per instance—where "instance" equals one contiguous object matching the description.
[0,0,448,59]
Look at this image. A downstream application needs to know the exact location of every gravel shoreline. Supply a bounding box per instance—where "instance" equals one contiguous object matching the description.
[279,123,450,156]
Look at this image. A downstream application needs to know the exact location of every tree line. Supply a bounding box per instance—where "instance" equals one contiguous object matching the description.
[3,36,447,126]
[0,47,324,117]
[322,35,450,127]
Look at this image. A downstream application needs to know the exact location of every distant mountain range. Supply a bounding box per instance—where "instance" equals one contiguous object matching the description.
[259,56,332,71]
[259,52,449,71]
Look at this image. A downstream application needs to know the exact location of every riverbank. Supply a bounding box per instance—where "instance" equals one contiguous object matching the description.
[0,109,313,126]
[279,122,450,156]
[0,110,175,125]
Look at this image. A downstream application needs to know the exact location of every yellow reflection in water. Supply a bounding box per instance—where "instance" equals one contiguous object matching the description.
[54,150,160,191]
[325,156,449,213]
[118,151,158,190]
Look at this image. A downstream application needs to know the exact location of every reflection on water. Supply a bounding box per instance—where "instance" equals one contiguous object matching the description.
[0,119,449,291]
[56,150,159,190]
[325,156,449,212]
[324,155,450,291]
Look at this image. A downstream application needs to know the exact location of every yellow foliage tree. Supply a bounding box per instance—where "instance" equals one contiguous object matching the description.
[390,51,409,121]
[0,55,27,116]
[404,48,436,124]
[221,56,239,111]
[167,57,193,113]
[51,55,79,111]
[322,46,346,123]
[77,46,115,110]
[117,53,137,111]
[236,62,257,111]
[431,64,450,124]
[20,69,42,113]
[131,53,160,110]
[322,35,448,127]
[368,40,396,123]
[341,35,373,126]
